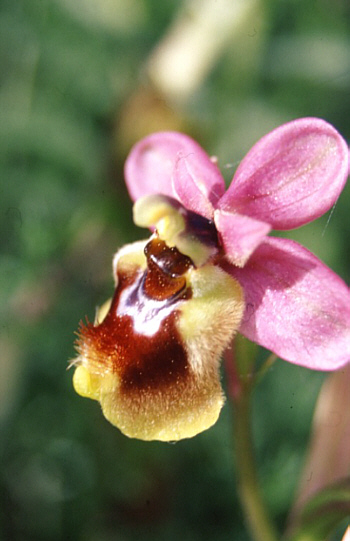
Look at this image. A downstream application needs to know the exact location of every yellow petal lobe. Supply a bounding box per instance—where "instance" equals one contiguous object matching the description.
[73,365,100,401]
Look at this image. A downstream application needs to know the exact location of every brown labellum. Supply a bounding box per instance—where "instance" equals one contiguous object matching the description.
[76,237,193,394]
[73,232,244,440]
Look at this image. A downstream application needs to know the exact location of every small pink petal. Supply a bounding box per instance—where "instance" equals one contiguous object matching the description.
[214,209,271,267]
[218,118,349,230]
[172,156,216,219]
[230,237,350,370]
[124,132,225,218]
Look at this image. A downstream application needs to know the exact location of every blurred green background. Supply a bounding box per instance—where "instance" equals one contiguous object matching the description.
[1,0,350,539]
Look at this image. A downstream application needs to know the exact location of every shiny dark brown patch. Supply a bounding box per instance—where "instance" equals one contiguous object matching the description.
[143,237,193,300]
[76,237,194,394]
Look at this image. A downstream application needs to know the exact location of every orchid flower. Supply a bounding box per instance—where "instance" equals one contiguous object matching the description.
[72,118,350,441]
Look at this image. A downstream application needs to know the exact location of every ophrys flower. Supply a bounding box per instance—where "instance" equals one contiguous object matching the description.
[72,118,350,441]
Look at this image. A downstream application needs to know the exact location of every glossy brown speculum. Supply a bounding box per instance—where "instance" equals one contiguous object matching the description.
[76,236,193,394]
[144,237,193,300]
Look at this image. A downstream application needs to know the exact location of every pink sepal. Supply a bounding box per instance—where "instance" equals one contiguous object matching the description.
[230,237,350,370]
[214,209,271,267]
[218,118,349,230]
[124,132,225,218]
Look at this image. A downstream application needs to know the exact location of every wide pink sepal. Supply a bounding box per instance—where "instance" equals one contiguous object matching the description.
[230,237,350,370]
[218,118,349,230]
[124,131,225,218]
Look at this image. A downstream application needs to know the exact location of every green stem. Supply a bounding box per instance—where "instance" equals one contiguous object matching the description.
[225,348,279,541]
[233,387,279,541]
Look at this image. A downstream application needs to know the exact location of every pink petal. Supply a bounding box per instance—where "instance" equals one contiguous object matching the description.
[218,118,349,230]
[229,237,350,370]
[124,132,225,218]
[214,209,271,267]
[172,155,216,219]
